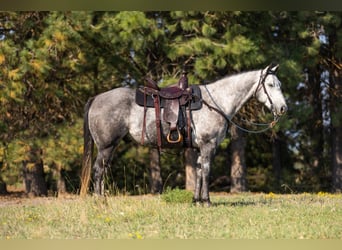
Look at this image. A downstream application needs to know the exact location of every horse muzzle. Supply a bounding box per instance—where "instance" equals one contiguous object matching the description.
[279,105,288,115]
[273,104,288,120]
[271,103,287,119]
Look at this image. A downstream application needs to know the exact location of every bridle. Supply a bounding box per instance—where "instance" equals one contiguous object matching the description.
[254,66,278,119]
[200,68,280,134]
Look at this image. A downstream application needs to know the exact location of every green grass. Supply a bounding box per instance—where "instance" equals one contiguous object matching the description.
[1,192,342,239]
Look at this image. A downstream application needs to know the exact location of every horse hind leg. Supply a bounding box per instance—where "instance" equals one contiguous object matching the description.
[93,146,114,195]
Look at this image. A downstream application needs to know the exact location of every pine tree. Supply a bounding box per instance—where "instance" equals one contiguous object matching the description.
[0,12,95,194]
[1,11,340,195]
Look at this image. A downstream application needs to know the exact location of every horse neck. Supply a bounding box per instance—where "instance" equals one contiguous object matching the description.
[202,70,260,117]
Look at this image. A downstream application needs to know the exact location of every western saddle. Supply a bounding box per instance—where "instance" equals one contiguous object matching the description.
[135,72,202,150]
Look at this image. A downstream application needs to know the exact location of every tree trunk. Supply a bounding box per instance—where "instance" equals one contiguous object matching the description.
[22,145,47,197]
[149,148,162,194]
[230,125,247,193]
[307,67,324,172]
[184,148,198,192]
[272,137,282,190]
[331,65,342,192]
[53,163,66,195]
[0,177,7,194]
[332,125,342,192]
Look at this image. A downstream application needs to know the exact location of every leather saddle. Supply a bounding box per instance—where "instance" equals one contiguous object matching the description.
[135,73,202,149]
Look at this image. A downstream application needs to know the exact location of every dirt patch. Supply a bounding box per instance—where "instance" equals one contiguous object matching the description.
[0,191,79,207]
[0,191,158,207]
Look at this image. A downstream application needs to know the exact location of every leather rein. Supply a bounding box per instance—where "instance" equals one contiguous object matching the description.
[199,69,279,134]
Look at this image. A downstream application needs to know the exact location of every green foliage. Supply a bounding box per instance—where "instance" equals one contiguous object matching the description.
[40,119,83,171]
[202,23,217,37]
[161,187,194,203]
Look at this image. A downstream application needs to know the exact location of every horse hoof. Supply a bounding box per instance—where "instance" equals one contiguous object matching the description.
[192,198,211,207]
[203,200,212,207]
[192,198,201,206]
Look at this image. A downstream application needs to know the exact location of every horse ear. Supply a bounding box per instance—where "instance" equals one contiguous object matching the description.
[270,64,279,73]
[264,63,279,74]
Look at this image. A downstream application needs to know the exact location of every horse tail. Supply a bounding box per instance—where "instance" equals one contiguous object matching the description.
[80,97,95,197]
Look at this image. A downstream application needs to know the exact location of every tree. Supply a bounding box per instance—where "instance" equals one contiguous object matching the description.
[149,148,162,194]
[184,148,198,191]
[322,12,342,192]
[229,125,247,193]
[22,143,47,196]
[0,176,8,194]
[0,12,93,195]
[269,11,342,192]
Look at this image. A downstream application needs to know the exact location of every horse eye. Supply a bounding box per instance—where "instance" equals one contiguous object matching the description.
[268,83,274,87]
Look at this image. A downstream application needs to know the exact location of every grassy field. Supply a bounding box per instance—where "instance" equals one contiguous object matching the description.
[1,192,342,239]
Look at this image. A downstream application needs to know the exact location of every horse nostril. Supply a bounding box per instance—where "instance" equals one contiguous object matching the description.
[280,105,288,114]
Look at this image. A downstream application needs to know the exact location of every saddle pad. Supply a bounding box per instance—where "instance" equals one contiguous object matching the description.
[135,85,202,110]
[190,85,202,110]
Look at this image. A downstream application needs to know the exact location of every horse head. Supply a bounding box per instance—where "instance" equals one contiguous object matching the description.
[254,64,288,119]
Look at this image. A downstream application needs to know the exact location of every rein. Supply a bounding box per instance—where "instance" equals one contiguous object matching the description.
[200,98,278,134]
[200,69,279,134]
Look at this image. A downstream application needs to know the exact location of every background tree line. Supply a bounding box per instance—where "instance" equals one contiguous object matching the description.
[0,11,341,196]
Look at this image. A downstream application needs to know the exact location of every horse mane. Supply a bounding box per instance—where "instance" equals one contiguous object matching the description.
[203,69,260,87]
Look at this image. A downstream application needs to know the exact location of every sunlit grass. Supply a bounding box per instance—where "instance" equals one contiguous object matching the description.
[1,193,341,239]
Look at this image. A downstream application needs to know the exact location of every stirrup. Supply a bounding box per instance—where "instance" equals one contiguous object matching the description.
[167,128,183,144]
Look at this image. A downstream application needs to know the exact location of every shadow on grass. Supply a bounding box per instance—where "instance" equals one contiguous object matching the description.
[210,200,257,207]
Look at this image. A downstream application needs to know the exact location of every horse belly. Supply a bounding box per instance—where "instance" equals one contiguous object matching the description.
[128,105,161,145]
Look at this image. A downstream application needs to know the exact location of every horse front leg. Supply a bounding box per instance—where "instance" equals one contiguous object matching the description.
[201,162,211,205]
[193,159,202,204]
[93,147,114,195]
[199,143,216,206]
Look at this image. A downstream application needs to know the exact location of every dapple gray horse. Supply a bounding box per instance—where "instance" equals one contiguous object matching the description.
[80,64,287,205]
